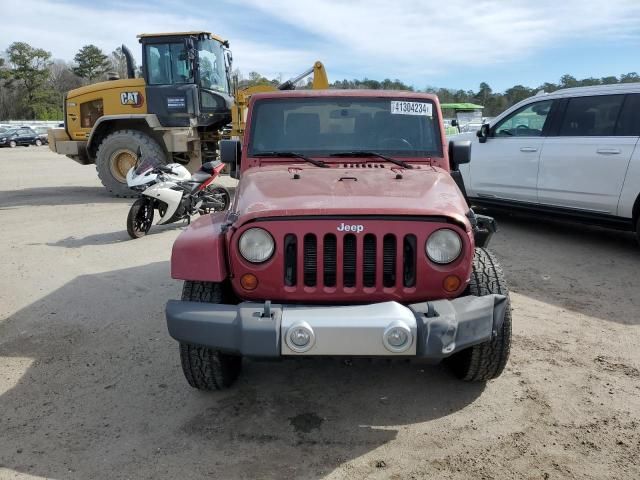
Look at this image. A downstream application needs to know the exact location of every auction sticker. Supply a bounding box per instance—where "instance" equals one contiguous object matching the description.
[391,101,432,116]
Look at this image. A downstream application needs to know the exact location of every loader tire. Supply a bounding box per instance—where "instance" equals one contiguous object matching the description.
[95,129,167,198]
[446,247,512,382]
[178,281,242,390]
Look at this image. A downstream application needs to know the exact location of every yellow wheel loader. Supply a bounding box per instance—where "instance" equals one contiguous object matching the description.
[48,31,328,197]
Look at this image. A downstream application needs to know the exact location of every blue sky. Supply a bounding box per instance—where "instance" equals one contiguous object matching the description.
[3,0,640,92]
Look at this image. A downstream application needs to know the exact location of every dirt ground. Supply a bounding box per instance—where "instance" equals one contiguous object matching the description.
[0,147,638,480]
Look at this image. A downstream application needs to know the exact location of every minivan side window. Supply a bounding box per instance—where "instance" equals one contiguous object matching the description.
[493,100,553,137]
[558,95,624,137]
[615,94,640,136]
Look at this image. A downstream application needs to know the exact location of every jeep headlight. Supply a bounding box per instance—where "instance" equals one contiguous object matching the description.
[239,228,275,263]
[426,229,462,264]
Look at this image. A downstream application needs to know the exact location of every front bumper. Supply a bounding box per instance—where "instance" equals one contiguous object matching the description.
[166,295,507,359]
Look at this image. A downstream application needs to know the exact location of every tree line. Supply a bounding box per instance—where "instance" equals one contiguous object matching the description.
[2,40,640,121]
[0,42,135,120]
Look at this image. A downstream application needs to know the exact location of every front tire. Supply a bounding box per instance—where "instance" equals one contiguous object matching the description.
[126,198,154,239]
[96,129,167,198]
[9,140,16,148]
[35,138,42,146]
[179,281,242,390]
[446,248,512,382]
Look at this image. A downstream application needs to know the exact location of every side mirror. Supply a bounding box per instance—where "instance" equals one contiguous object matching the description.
[477,123,490,143]
[450,119,458,127]
[220,139,241,179]
[449,140,471,170]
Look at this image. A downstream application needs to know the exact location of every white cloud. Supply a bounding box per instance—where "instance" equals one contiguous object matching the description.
[0,0,314,79]
[237,0,640,78]
[2,0,640,86]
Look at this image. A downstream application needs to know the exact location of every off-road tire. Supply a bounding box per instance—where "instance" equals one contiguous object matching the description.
[95,129,167,198]
[179,281,242,390]
[446,247,512,382]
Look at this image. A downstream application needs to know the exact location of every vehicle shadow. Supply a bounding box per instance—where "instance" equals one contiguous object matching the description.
[45,224,185,248]
[0,261,484,480]
[0,185,236,210]
[486,210,640,324]
[0,186,130,208]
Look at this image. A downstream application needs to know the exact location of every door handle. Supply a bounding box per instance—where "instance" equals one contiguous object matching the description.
[596,148,621,155]
[520,147,538,152]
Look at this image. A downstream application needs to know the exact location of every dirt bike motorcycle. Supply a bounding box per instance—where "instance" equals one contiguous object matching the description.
[125,156,230,239]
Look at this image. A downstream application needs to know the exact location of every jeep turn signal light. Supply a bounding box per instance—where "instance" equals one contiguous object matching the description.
[240,273,258,291]
[443,275,461,292]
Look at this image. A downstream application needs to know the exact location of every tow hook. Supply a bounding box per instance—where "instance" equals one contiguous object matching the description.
[262,300,272,318]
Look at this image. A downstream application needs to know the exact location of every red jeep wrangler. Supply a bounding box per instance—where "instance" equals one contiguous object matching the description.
[167,90,511,390]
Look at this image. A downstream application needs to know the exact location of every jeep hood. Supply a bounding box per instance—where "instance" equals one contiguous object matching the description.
[232,164,471,228]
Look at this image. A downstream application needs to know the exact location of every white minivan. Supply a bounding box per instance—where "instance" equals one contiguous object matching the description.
[458,83,640,242]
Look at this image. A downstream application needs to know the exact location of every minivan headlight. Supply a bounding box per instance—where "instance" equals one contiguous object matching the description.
[426,229,462,264]
[239,228,275,263]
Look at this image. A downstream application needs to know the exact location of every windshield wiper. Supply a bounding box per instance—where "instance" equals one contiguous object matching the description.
[252,152,329,168]
[329,151,413,169]
[256,151,329,168]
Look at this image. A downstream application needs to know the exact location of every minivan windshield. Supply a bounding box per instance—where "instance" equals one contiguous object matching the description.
[248,98,441,157]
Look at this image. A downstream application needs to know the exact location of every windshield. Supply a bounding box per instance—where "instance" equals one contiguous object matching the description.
[248,98,441,157]
[197,39,228,93]
[133,156,162,176]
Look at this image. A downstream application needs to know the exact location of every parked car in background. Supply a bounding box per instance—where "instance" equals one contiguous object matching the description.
[0,127,42,148]
[458,83,640,243]
[33,127,49,145]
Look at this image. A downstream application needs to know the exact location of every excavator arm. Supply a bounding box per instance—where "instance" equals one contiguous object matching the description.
[230,61,328,137]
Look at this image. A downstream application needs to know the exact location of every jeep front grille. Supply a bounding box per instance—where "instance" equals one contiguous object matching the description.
[284,232,417,290]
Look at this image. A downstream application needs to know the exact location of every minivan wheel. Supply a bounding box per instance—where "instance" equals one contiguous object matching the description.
[178,281,242,390]
[446,248,512,382]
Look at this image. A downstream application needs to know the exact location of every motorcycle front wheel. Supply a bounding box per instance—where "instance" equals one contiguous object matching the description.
[127,198,155,239]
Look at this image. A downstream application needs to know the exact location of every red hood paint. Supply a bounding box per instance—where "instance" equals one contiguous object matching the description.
[232,164,471,228]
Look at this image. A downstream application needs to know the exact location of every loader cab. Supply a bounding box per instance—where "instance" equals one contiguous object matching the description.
[138,32,234,129]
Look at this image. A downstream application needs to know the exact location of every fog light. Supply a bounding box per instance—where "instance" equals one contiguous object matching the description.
[443,275,461,292]
[286,322,315,353]
[382,321,412,353]
[290,329,310,347]
[387,328,408,347]
[240,273,258,290]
